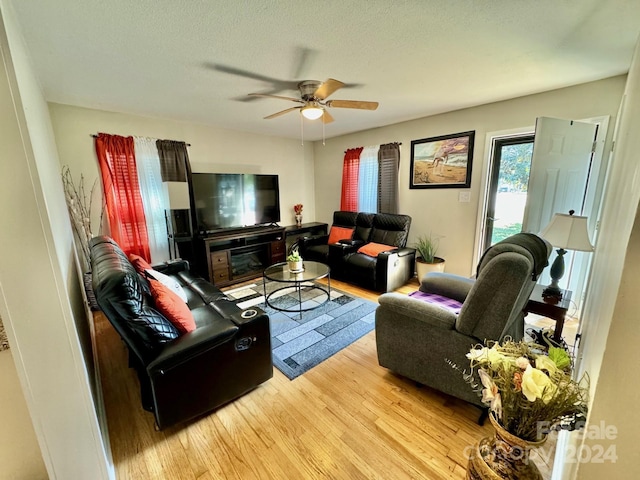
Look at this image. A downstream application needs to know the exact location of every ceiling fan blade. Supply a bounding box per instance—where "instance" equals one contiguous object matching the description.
[208,63,299,90]
[291,46,317,79]
[248,93,303,103]
[210,64,280,83]
[314,78,345,100]
[321,110,334,124]
[326,99,379,110]
[264,107,301,119]
[237,89,289,102]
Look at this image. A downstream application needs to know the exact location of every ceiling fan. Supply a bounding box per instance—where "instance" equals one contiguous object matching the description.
[249,78,379,123]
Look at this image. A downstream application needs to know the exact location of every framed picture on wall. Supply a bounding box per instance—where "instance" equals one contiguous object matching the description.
[409,130,475,189]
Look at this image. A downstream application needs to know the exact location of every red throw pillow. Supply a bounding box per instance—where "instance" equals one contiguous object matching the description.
[328,226,355,244]
[357,242,396,257]
[148,278,196,334]
[129,253,152,274]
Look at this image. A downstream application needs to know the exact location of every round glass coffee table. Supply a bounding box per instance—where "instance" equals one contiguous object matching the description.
[263,261,331,315]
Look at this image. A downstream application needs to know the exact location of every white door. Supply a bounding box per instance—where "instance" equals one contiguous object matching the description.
[522,117,598,292]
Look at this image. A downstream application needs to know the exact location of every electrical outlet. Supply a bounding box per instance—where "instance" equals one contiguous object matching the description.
[459,191,471,203]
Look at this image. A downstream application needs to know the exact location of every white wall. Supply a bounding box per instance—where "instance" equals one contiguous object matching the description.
[49,103,315,230]
[0,350,47,478]
[576,35,640,480]
[313,77,625,276]
[575,209,640,479]
[0,2,110,478]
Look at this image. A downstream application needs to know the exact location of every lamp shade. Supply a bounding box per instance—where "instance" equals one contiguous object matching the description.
[164,181,191,210]
[539,213,594,252]
[301,106,324,120]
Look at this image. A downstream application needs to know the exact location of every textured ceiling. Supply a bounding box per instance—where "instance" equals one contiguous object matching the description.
[8,0,640,141]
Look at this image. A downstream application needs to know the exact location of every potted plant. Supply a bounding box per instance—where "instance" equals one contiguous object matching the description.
[464,339,589,479]
[287,250,303,272]
[414,234,445,280]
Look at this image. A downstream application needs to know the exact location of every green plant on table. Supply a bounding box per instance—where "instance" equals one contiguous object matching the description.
[287,251,302,262]
[413,234,440,263]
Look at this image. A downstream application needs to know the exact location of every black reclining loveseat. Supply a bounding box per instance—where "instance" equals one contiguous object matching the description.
[89,236,273,430]
[298,211,415,292]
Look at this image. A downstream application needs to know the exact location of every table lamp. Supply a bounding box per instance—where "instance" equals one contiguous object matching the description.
[164,181,191,259]
[538,209,594,299]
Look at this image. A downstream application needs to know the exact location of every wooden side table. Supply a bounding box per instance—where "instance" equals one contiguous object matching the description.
[525,284,572,342]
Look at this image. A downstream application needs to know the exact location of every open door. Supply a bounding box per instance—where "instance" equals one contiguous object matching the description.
[522,117,598,301]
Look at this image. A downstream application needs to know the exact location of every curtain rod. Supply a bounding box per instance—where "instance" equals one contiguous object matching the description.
[344,142,401,153]
[90,134,191,146]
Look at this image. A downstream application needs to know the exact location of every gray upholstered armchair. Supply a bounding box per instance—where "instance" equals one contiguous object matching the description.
[375,233,551,410]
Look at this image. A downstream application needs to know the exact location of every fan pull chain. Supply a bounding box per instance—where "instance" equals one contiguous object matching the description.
[322,117,325,146]
[300,114,304,146]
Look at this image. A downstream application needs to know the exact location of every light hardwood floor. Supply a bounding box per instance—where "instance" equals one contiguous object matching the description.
[95,278,495,479]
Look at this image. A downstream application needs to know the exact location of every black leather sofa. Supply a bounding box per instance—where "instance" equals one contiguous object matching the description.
[298,211,415,292]
[89,236,273,430]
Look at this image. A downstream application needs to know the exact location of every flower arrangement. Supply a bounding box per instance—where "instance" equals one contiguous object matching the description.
[61,165,104,271]
[293,203,303,215]
[466,339,589,442]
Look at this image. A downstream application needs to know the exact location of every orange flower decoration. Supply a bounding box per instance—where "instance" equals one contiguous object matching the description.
[513,371,523,392]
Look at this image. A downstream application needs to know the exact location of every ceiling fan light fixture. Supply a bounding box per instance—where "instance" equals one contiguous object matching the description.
[301,105,324,120]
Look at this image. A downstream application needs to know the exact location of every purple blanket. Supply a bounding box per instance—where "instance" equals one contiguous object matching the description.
[408,291,463,315]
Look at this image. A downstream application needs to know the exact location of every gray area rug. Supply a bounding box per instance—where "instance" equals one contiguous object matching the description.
[225,280,377,379]
[0,316,9,351]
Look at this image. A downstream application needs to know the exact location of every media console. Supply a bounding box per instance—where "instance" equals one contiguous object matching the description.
[192,225,286,287]
[284,222,328,253]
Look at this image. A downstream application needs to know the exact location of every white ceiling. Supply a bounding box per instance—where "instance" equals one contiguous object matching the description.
[9,0,640,141]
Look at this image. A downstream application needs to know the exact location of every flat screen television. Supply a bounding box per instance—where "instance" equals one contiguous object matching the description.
[191,173,281,233]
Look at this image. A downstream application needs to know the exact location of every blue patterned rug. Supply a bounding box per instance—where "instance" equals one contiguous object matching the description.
[224,281,377,379]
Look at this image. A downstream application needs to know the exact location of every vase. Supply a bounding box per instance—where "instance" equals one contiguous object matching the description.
[288,260,303,272]
[295,214,303,227]
[466,414,547,480]
[415,256,446,282]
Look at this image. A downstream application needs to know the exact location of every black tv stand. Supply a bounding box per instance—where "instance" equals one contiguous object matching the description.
[200,224,276,236]
[192,225,286,287]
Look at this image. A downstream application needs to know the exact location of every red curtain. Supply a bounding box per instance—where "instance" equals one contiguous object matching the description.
[95,133,151,261]
[340,147,363,211]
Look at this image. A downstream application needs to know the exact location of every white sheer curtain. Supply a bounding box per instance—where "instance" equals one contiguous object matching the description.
[134,137,170,263]
[358,145,380,213]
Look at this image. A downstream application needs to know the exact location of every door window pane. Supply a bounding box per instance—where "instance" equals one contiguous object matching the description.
[492,141,534,244]
[483,136,534,251]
